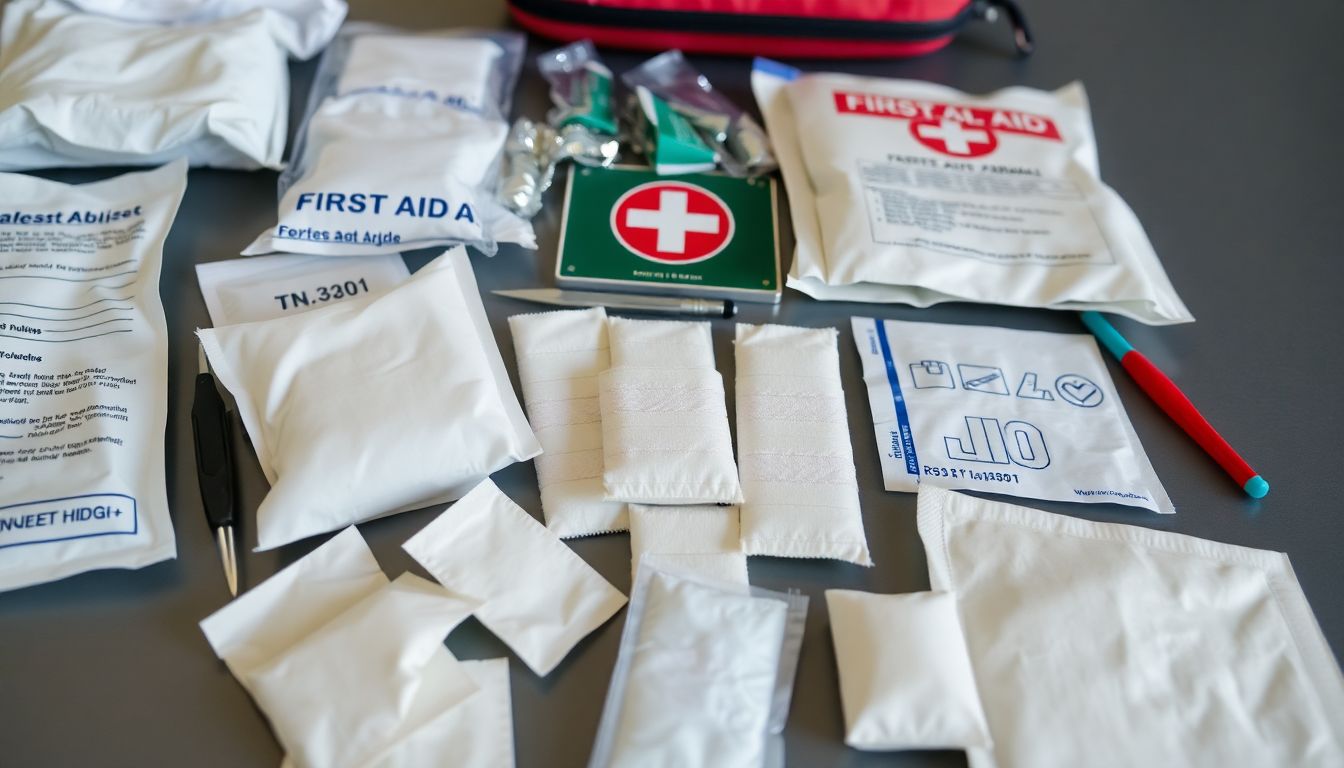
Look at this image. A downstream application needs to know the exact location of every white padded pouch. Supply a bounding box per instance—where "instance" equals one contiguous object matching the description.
[508,308,627,538]
[826,589,991,751]
[735,323,870,565]
[628,504,745,585]
[403,479,627,677]
[599,317,742,505]
[199,248,540,551]
[919,485,1344,768]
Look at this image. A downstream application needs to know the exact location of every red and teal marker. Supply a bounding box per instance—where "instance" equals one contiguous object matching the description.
[1081,311,1268,499]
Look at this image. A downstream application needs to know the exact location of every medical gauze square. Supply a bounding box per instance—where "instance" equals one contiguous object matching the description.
[0,0,288,171]
[918,486,1344,768]
[199,249,540,551]
[369,658,515,768]
[826,589,991,751]
[508,308,627,538]
[735,323,871,565]
[851,316,1173,514]
[627,504,744,585]
[599,317,742,505]
[403,479,627,677]
[752,62,1192,325]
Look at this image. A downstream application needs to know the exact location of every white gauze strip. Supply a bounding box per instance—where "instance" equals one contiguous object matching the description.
[599,317,742,505]
[628,504,746,585]
[735,323,871,565]
[508,308,627,538]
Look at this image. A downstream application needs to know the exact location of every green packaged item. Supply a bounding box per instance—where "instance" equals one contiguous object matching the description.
[555,165,780,303]
[539,40,617,136]
[635,86,718,176]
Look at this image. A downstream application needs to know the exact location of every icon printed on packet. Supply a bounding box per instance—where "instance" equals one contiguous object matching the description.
[1016,372,1054,401]
[958,364,1009,395]
[910,360,955,389]
[1055,373,1103,407]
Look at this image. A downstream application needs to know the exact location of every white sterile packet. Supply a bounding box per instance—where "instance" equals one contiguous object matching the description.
[248,573,479,768]
[199,248,540,551]
[508,308,627,538]
[852,316,1173,514]
[599,317,742,505]
[918,486,1344,768]
[0,0,287,171]
[244,26,534,258]
[403,479,627,677]
[200,528,481,768]
[196,253,409,326]
[589,565,808,768]
[627,504,746,585]
[753,60,1192,325]
[0,161,185,592]
[825,589,991,751]
[736,323,871,565]
[62,0,346,59]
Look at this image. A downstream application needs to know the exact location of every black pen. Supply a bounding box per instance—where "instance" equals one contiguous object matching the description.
[190,344,238,596]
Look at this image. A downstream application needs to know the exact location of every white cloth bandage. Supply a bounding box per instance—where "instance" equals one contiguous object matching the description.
[918,485,1344,768]
[403,479,627,677]
[826,589,992,751]
[0,0,289,171]
[508,308,626,538]
[735,324,871,565]
[199,249,540,551]
[599,318,742,505]
[628,504,745,585]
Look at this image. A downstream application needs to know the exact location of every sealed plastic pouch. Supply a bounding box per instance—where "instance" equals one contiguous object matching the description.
[198,248,540,551]
[244,26,534,257]
[589,564,807,767]
[0,0,288,170]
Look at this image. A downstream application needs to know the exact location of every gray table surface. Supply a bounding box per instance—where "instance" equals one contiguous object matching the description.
[3,0,1342,766]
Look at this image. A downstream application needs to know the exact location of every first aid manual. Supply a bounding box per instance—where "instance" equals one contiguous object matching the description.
[0,161,184,592]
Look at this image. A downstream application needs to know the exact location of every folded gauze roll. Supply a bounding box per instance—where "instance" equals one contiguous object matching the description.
[735,323,871,565]
[199,248,540,551]
[599,317,742,505]
[0,0,289,170]
[509,308,628,538]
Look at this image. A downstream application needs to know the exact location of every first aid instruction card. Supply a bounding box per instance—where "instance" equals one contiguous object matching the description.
[852,317,1173,513]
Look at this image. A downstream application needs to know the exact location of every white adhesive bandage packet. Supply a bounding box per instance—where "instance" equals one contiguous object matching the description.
[918,486,1344,768]
[196,253,408,326]
[403,479,627,677]
[599,317,742,505]
[0,161,185,592]
[589,565,808,768]
[508,308,627,538]
[826,589,991,751]
[64,0,347,59]
[199,248,540,551]
[244,27,535,258]
[627,504,745,585]
[852,316,1173,514]
[753,61,1192,325]
[200,528,481,768]
[736,323,870,565]
[0,0,288,171]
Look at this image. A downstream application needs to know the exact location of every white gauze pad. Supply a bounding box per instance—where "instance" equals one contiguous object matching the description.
[627,504,746,585]
[599,317,742,505]
[826,589,991,751]
[508,308,627,538]
[735,323,871,565]
[403,479,627,677]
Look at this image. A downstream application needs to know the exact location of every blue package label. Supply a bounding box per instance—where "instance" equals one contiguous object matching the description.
[0,493,137,549]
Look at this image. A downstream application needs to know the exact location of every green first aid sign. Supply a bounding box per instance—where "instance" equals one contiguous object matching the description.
[555,166,780,302]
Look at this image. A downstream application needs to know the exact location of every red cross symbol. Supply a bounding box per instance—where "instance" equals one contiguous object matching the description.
[910,118,998,158]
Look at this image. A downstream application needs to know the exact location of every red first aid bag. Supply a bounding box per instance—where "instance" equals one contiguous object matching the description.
[507,0,1033,59]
